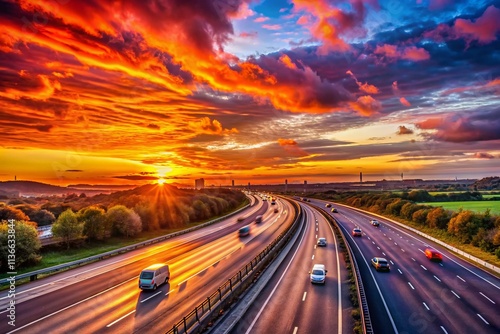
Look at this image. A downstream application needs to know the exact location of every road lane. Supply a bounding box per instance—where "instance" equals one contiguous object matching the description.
[1,198,295,334]
[232,202,353,334]
[316,200,500,334]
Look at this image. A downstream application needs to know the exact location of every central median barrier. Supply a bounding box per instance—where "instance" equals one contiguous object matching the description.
[165,199,302,334]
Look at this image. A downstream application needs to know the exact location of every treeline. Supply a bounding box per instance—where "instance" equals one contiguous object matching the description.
[403,190,488,202]
[338,191,500,259]
[0,185,246,270]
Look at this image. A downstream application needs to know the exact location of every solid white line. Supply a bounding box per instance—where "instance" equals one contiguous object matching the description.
[302,292,307,301]
[0,309,8,314]
[398,269,403,274]
[408,282,415,290]
[338,226,398,333]
[244,211,307,334]
[106,309,136,327]
[434,275,441,282]
[331,221,343,334]
[479,292,496,304]
[418,248,424,253]
[421,265,427,271]
[140,290,161,303]
[6,277,137,333]
[477,314,489,325]
[441,326,449,334]
[457,275,466,282]
[451,291,460,299]
[292,327,298,334]
[165,289,175,296]
[423,302,430,310]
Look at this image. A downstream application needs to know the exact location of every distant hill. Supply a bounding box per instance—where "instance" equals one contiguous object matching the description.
[0,181,95,197]
[472,177,500,190]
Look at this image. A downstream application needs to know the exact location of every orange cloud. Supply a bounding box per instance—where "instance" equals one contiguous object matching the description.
[349,95,381,116]
[346,70,379,94]
[473,152,495,159]
[293,0,368,53]
[0,74,61,100]
[278,139,298,146]
[278,138,308,157]
[188,117,238,136]
[279,54,297,70]
[415,118,444,129]
[400,97,411,106]
[374,44,430,61]
[454,6,500,44]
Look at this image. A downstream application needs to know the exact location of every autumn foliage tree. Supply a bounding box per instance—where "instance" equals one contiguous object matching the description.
[0,220,41,270]
[107,205,142,237]
[52,209,83,249]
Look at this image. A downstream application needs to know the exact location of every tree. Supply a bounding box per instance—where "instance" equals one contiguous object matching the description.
[426,207,450,229]
[412,209,429,225]
[448,210,480,243]
[0,220,41,270]
[52,209,83,249]
[30,209,56,226]
[78,206,108,241]
[107,205,142,237]
[0,206,30,222]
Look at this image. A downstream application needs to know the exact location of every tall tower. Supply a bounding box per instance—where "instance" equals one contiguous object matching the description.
[360,172,362,183]
[304,180,307,193]
[285,179,288,193]
[232,180,234,187]
[248,182,251,190]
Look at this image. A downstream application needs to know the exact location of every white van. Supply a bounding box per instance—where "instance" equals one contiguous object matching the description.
[139,263,170,290]
[310,264,327,284]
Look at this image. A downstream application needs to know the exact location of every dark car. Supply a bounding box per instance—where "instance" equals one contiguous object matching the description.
[425,248,443,261]
[325,203,332,208]
[370,219,380,227]
[238,225,250,237]
[352,228,362,237]
[371,257,390,271]
[331,207,338,213]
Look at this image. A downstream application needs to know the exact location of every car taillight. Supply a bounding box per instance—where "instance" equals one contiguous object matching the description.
[151,279,155,285]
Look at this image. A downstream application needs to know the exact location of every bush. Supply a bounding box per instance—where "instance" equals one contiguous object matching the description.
[0,220,41,269]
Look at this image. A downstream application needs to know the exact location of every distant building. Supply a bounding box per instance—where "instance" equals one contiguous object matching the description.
[232,180,235,187]
[195,178,205,189]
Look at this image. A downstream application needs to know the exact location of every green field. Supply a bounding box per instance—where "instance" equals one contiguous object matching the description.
[425,201,500,214]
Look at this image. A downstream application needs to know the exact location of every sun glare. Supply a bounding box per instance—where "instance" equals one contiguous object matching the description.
[157,178,166,185]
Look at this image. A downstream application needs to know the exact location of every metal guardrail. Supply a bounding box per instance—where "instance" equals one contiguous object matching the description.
[165,201,302,334]
[312,205,372,334]
[335,204,500,275]
[0,201,252,285]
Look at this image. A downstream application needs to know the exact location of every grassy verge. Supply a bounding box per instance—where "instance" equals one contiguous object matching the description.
[1,199,249,281]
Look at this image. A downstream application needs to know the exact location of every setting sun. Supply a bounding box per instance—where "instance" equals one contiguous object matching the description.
[157,178,166,185]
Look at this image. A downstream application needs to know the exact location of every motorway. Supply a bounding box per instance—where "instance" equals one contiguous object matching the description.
[0,197,294,334]
[231,202,353,334]
[307,198,500,334]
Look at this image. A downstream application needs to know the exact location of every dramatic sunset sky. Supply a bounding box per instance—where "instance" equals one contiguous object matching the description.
[0,0,499,186]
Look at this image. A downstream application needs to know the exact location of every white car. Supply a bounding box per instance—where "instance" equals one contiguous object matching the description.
[310,264,327,284]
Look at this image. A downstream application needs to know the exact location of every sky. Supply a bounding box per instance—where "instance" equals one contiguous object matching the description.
[0,0,499,187]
